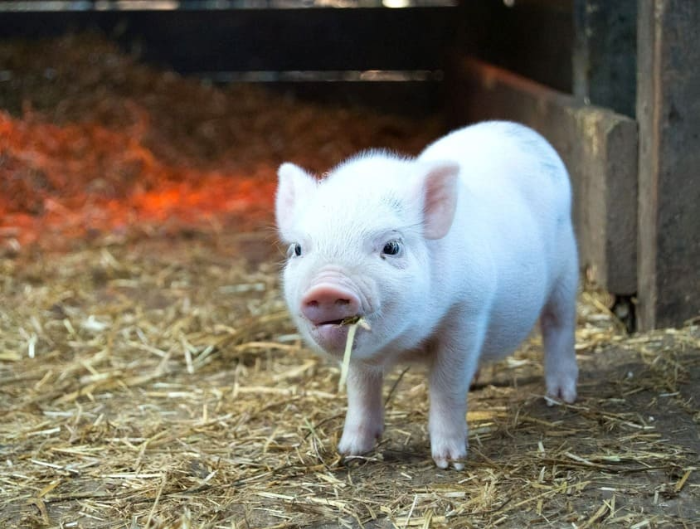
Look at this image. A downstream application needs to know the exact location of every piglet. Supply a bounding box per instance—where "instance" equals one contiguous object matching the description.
[275,121,578,469]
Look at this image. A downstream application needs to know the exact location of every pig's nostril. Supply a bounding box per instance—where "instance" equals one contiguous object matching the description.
[336,299,350,306]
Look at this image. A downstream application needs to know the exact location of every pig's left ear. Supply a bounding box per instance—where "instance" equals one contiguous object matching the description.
[416,161,460,240]
[276,163,317,241]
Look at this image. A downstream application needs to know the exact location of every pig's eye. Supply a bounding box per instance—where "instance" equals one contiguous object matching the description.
[288,243,302,258]
[382,240,402,256]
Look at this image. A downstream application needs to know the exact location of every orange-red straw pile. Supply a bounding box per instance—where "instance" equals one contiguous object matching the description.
[0,34,440,250]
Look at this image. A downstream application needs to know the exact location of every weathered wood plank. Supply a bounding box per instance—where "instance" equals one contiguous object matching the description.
[636,0,700,329]
[445,56,638,295]
[573,0,637,117]
[0,8,457,72]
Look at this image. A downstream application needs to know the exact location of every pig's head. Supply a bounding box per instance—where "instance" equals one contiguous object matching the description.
[276,152,459,361]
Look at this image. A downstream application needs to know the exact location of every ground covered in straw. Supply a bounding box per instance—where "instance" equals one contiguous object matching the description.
[1,34,699,529]
[1,231,698,528]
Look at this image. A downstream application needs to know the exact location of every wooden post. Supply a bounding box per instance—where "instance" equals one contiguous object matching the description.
[573,0,637,117]
[637,0,700,329]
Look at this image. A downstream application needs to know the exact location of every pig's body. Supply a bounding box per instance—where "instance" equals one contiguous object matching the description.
[276,121,579,469]
[417,123,576,363]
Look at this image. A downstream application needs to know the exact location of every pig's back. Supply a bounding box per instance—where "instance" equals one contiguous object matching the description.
[419,121,571,210]
[419,121,576,360]
[419,121,572,251]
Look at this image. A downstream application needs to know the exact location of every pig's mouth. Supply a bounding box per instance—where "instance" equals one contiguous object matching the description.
[306,316,366,354]
[318,319,348,326]
[316,313,368,330]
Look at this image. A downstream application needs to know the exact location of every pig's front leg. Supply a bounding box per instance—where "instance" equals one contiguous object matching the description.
[338,362,384,456]
[428,321,484,470]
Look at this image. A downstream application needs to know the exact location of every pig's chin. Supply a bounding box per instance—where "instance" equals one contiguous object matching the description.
[306,323,352,355]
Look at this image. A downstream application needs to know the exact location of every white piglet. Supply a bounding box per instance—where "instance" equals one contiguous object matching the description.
[275,121,579,470]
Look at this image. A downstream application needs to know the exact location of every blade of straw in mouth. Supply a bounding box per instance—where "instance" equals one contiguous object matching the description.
[338,316,370,392]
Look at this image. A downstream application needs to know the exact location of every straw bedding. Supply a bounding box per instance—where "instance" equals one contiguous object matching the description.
[0,35,698,528]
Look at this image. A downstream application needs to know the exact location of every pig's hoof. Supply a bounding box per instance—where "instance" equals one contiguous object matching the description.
[545,371,577,404]
[338,425,382,456]
[431,438,468,470]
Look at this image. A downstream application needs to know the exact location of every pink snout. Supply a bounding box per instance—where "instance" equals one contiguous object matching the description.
[301,284,361,326]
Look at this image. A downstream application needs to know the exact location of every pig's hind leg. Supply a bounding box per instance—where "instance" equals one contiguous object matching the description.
[540,257,578,403]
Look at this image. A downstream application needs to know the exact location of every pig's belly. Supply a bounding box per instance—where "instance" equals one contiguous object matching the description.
[478,285,548,362]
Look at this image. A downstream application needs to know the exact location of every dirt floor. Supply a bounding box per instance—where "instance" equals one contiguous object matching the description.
[1,34,699,529]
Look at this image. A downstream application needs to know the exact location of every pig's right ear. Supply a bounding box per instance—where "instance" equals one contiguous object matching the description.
[276,163,317,241]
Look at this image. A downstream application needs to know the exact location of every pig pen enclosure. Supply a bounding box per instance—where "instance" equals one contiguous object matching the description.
[1,1,699,528]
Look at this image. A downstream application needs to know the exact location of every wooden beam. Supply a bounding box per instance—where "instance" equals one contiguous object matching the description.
[446,56,638,295]
[636,0,700,329]
[0,8,457,73]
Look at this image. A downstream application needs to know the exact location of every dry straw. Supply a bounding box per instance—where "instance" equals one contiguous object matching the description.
[338,316,372,392]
